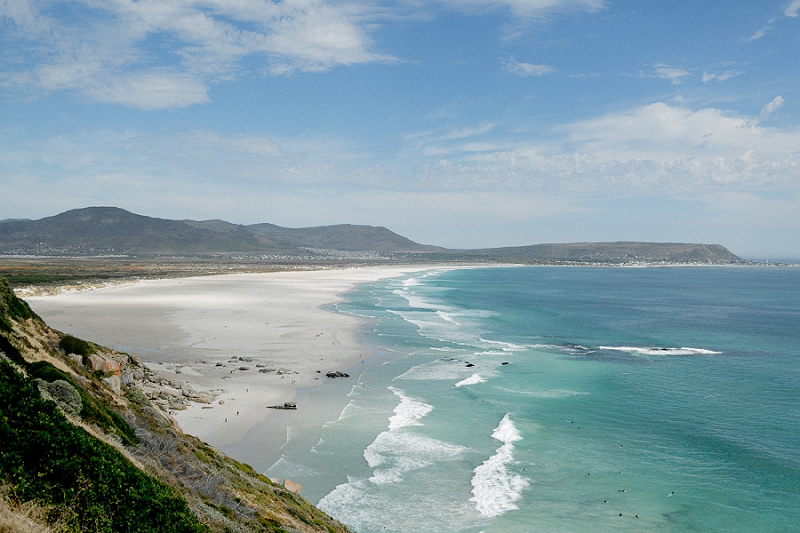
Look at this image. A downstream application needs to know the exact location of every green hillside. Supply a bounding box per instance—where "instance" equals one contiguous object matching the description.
[0,276,353,533]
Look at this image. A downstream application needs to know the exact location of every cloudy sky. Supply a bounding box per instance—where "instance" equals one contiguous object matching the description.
[2,0,799,259]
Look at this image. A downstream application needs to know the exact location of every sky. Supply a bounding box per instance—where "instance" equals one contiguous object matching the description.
[1,0,800,259]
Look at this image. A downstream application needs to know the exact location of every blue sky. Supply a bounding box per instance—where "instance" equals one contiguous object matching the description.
[2,0,800,259]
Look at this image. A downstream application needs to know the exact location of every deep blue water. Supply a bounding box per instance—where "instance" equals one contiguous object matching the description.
[267,266,800,532]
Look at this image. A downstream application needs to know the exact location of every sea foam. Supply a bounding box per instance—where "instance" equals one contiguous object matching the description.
[470,414,529,518]
[599,346,721,356]
[364,387,465,484]
[455,373,486,387]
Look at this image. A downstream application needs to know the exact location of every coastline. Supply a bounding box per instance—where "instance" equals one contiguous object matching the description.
[24,266,442,461]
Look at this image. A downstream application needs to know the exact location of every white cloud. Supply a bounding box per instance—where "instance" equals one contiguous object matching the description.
[760,96,785,118]
[503,59,553,76]
[0,0,394,108]
[701,70,744,83]
[440,123,497,140]
[438,0,604,17]
[786,0,800,17]
[651,63,691,84]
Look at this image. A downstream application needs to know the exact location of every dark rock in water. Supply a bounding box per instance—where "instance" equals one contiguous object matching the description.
[267,402,297,410]
[465,363,475,368]
[501,362,509,365]
[326,371,349,378]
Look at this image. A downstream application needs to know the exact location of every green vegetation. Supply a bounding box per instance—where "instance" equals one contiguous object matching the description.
[26,360,139,446]
[0,276,39,332]
[0,359,209,533]
[0,275,354,533]
[58,336,95,357]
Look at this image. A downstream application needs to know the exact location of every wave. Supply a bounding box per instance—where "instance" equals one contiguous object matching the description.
[470,414,528,518]
[386,386,433,431]
[455,373,486,388]
[599,346,722,356]
[496,386,588,398]
[365,431,466,485]
[362,387,465,485]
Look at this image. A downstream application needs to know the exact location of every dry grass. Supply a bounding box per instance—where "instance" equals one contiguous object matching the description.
[0,488,62,533]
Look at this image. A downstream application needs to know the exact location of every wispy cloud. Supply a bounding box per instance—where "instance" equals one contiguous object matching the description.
[0,0,395,108]
[744,17,777,42]
[440,123,497,140]
[437,0,605,17]
[760,95,785,118]
[786,0,800,17]
[701,70,744,83]
[503,59,553,76]
[649,63,691,84]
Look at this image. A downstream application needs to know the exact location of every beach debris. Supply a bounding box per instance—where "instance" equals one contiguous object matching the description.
[501,362,509,365]
[239,366,249,371]
[325,371,349,378]
[267,402,297,410]
[465,363,475,367]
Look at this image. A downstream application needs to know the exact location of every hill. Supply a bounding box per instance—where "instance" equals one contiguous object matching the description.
[0,207,746,265]
[0,276,353,533]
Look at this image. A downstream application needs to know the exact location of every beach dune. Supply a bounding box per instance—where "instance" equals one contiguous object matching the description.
[25,267,434,454]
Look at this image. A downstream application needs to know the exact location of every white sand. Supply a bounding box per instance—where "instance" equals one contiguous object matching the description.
[25,266,440,452]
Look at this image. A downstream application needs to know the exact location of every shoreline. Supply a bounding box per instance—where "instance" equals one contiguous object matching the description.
[24,265,444,459]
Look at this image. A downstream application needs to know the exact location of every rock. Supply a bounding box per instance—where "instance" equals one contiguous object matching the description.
[283,479,302,494]
[68,353,83,366]
[103,375,121,395]
[267,402,297,410]
[86,353,121,376]
[325,371,349,378]
[239,366,249,371]
[120,371,134,386]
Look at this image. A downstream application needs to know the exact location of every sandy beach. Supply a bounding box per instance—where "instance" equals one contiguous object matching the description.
[25,266,439,468]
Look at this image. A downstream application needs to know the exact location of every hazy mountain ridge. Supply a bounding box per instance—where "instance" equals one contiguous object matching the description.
[0,207,746,264]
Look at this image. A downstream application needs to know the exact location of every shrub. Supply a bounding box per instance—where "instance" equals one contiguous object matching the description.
[0,359,209,533]
[58,335,95,357]
[26,361,139,446]
[44,379,82,416]
[124,386,151,408]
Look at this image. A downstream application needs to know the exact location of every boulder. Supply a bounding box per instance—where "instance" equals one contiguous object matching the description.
[86,353,121,376]
[283,479,302,494]
[102,375,121,396]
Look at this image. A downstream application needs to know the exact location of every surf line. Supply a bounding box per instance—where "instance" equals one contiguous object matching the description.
[470,414,529,518]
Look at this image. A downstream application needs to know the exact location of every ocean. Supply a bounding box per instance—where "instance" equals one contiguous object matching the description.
[265,266,800,532]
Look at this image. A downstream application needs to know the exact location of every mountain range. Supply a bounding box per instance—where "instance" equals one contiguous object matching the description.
[0,207,744,264]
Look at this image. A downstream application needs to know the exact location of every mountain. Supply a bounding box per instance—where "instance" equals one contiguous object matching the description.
[0,207,285,256]
[462,242,743,264]
[0,276,353,533]
[245,222,443,252]
[0,207,746,264]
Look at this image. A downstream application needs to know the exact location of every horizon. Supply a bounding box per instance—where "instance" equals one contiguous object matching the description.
[2,1,800,259]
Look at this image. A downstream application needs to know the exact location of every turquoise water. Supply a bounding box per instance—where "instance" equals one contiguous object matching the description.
[266,266,800,532]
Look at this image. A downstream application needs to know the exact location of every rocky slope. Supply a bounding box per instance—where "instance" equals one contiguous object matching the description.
[0,276,353,533]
